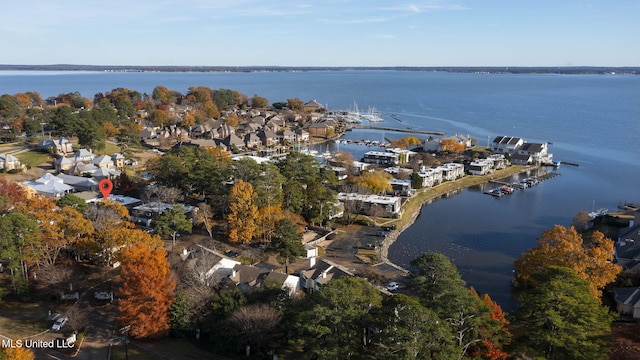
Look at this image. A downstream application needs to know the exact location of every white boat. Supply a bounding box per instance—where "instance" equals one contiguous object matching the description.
[360,107,384,122]
[588,208,608,220]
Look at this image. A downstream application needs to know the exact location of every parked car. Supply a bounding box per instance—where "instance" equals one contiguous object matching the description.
[386,282,399,292]
[376,231,388,237]
[51,316,68,331]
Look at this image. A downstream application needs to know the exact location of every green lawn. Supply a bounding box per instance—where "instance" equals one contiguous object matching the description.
[15,150,53,168]
[0,302,56,338]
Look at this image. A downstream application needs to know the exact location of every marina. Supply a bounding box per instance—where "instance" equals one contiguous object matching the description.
[484,172,561,197]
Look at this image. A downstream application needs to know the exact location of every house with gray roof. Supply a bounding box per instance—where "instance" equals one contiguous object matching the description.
[615,211,640,273]
[491,136,524,154]
[22,173,74,198]
[614,287,640,319]
[300,258,353,293]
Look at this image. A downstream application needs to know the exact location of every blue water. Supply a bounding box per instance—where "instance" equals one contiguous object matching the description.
[1,70,639,309]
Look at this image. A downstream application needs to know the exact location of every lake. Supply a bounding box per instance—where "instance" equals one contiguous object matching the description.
[1,70,638,309]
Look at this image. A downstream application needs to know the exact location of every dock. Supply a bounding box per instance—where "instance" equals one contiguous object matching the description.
[351,125,445,136]
[485,172,561,197]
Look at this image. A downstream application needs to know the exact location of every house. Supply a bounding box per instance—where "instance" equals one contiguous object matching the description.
[222,134,245,151]
[362,151,400,166]
[614,287,640,319]
[190,123,212,138]
[388,148,418,164]
[304,99,325,112]
[243,133,262,149]
[416,167,443,188]
[22,173,74,198]
[511,153,533,165]
[294,129,309,143]
[337,193,402,216]
[56,173,99,192]
[467,158,495,175]
[278,129,296,145]
[615,212,640,273]
[517,142,552,164]
[93,155,114,169]
[307,122,332,137]
[300,258,353,293]
[491,136,524,154]
[437,163,464,181]
[258,130,279,147]
[37,137,73,155]
[224,264,301,295]
[423,138,442,152]
[73,149,96,163]
[388,179,415,197]
[217,124,235,139]
[0,153,22,172]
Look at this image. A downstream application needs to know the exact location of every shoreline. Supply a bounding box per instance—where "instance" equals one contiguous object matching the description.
[377,165,539,273]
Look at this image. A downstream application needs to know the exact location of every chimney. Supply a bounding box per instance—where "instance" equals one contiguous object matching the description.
[309,256,316,269]
[231,269,237,278]
[630,220,635,228]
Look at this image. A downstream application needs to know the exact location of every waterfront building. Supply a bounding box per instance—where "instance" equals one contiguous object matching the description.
[362,151,400,166]
[337,193,402,216]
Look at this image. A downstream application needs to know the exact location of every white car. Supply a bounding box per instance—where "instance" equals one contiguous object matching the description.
[51,316,68,331]
[386,282,399,292]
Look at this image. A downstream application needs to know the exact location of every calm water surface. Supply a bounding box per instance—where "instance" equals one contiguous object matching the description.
[2,70,638,309]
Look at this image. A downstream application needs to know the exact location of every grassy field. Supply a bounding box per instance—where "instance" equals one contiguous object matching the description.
[0,302,54,339]
[15,150,53,169]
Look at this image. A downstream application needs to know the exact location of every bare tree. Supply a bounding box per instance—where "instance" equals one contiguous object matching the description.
[34,265,72,296]
[65,304,89,333]
[194,202,214,238]
[228,304,282,355]
[142,184,183,204]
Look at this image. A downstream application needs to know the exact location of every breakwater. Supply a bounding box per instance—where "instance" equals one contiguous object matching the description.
[351,125,445,136]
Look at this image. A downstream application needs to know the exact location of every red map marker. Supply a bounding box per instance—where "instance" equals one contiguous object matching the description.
[99,178,113,198]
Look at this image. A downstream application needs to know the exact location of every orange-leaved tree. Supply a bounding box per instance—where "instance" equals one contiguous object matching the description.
[227,180,258,244]
[118,242,175,338]
[2,346,35,360]
[513,225,620,299]
[470,289,511,360]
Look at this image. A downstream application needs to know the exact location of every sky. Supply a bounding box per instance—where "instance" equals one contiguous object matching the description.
[1,0,638,67]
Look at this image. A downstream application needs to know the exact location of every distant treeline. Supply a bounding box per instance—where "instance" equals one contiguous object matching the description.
[0,64,638,75]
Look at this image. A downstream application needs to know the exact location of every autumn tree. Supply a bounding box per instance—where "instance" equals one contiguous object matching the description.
[353,169,394,195]
[513,225,621,299]
[286,98,305,111]
[389,136,422,149]
[1,347,35,360]
[118,243,175,338]
[149,109,170,127]
[572,211,591,230]
[250,94,270,109]
[227,180,258,244]
[469,289,511,360]
[441,138,465,153]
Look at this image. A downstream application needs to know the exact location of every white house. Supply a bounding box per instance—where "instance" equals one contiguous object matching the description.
[491,136,524,154]
[22,173,74,198]
[337,193,402,216]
